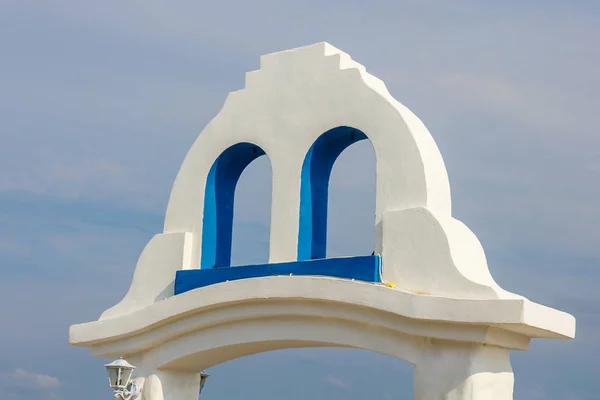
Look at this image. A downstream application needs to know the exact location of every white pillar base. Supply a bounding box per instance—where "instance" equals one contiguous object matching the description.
[414,341,514,400]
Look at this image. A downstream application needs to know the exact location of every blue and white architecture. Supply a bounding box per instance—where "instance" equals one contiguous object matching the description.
[70,43,575,400]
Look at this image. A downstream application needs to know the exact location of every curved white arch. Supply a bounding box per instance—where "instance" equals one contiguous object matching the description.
[71,276,566,399]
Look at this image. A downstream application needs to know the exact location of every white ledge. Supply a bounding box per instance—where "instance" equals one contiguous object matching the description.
[70,276,575,351]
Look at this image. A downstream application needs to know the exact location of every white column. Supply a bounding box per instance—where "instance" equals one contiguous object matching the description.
[414,341,514,400]
[268,158,302,263]
[136,370,201,400]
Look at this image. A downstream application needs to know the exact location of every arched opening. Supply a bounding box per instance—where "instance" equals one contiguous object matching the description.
[201,143,271,269]
[231,154,272,266]
[298,126,374,260]
[200,348,413,400]
[327,139,376,257]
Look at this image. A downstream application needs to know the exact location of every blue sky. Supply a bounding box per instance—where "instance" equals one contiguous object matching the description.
[1,1,599,399]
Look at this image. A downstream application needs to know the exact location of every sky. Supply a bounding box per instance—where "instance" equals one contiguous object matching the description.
[0,1,599,399]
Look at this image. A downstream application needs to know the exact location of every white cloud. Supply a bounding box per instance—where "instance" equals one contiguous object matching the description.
[1,369,61,390]
[0,156,166,211]
[0,236,31,258]
[324,375,349,389]
[429,71,600,139]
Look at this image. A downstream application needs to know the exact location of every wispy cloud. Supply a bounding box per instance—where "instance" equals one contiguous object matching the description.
[324,375,349,389]
[0,369,61,390]
[0,236,31,258]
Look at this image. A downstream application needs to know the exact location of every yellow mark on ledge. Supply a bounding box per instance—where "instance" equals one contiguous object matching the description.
[412,290,430,295]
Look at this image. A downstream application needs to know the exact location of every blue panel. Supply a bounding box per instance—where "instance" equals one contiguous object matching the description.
[175,255,381,295]
[298,127,368,261]
[201,143,265,269]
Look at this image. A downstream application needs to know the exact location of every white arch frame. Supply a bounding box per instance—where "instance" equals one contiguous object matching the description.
[164,43,450,261]
[70,43,575,400]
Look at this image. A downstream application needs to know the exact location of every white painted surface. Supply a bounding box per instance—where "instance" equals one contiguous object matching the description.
[70,42,575,399]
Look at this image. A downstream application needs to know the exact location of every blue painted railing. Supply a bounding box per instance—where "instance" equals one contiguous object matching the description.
[174,255,381,295]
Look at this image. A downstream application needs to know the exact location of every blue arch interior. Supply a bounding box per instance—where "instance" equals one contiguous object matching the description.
[298,126,368,260]
[181,128,380,294]
[201,142,265,269]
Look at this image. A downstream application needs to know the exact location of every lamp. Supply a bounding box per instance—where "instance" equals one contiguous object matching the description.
[105,358,140,400]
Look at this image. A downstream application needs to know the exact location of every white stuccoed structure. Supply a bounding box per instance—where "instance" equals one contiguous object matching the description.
[69,43,575,400]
